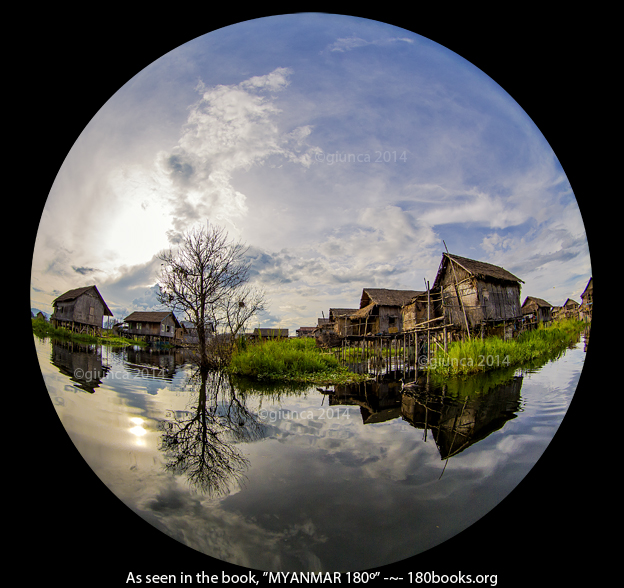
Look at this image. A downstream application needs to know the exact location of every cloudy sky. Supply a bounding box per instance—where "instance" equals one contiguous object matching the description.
[30,14,592,333]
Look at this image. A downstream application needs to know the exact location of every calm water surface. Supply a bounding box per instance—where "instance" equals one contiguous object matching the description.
[35,335,587,571]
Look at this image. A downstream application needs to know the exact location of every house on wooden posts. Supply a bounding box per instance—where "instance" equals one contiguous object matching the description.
[253,328,289,340]
[51,285,113,336]
[402,290,437,331]
[521,296,553,324]
[348,289,421,336]
[579,277,593,321]
[328,308,359,336]
[431,253,523,337]
[561,298,580,320]
[296,326,316,338]
[124,311,180,343]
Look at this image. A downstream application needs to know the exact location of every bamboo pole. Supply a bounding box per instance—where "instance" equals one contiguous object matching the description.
[443,242,471,340]
[415,331,419,376]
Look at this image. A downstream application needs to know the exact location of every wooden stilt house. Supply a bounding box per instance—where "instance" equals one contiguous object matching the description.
[521,296,553,324]
[124,311,181,343]
[579,277,593,321]
[430,253,524,337]
[561,298,580,319]
[348,289,421,336]
[329,308,359,336]
[51,285,113,336]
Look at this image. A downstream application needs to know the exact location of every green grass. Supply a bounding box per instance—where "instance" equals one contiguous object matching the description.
[227,336,370,384]
[32,318,146,347]
[426,319,586,378]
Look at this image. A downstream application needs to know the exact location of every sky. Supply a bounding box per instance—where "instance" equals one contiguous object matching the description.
[30,13,592,333]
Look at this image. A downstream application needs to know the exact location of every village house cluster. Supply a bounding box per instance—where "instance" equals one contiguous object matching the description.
[297,252,593,346]
[37,252,592,347]
[38,285,291,345]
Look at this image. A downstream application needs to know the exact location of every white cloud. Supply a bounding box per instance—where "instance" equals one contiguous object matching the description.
[145,67,319,241]
[326,36,414,53]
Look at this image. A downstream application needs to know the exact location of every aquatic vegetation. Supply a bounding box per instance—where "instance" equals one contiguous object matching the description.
[228,336,369,384]
[31,318,145,347]
[426,319,586,378]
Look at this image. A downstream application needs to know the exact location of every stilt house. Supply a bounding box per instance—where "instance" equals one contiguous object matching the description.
[348,289,421,336]
[521,296,553,323]
[402,291,437,331]
[253,328,289,340]
[51,285,113,336]
[579,277,593,321]
[328,308,359,336]
[296,327,316,338]
[431,253,523,334]
[125,311,180,343]
[561,298,580,319]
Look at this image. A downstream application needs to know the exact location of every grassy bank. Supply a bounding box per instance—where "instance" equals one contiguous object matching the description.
[228,336,370,384]
[426,318,587,378]
[32,318,146,347]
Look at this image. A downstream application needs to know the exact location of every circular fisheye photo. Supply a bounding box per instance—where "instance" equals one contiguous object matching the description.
[31,13,592,579]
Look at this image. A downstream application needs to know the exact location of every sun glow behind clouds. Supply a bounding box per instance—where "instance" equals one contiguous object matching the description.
[31,15,590,330]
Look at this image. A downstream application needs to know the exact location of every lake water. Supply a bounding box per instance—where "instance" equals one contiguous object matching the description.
[34,334,587,572]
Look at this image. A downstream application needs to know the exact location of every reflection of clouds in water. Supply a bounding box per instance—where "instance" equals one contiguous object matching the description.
[36,330,585,571]
[137,472,326,571]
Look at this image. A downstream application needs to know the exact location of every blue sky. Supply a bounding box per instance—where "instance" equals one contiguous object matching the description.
[30,14,592,332]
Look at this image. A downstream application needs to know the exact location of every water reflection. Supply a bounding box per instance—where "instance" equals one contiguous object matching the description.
[158,367,268,496]
[35,331,586,571]
[326,369,522,461]
[50,340,111,393]
[119,346,188,380]
[402,376,522,460]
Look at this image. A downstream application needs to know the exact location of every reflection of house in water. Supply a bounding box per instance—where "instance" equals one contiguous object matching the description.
[326,373,523,460]
[330,378,404,424]
[401,376,523,459]
[120,346,188,380]
[50,340,110,393]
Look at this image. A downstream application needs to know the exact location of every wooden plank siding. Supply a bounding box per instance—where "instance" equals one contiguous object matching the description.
[51,285,113,335]
[124,311,180,342]
[430,253,523,335]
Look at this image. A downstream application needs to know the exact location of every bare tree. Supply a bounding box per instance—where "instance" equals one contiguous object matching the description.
[157,224,265,368]
[217,282,266,339]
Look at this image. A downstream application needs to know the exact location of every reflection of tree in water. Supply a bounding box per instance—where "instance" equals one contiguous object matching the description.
[158,367,266,496]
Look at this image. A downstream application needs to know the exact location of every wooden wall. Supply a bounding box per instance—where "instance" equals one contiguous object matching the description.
[127,315,177,339]
[439,266,521,329]
[53,291,106,329]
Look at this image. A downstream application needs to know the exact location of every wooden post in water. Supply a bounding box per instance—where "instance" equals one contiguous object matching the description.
[414,330,419,377]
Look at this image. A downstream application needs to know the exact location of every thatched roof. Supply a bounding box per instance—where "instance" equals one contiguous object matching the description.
[434,253,523,287]
[329,308,358,320]
[522,296,552,309]
[581,277,593,299]
[349,302,376,320]
[125,311,180,327]
[360,288,422,308]
[53,285,113,316]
